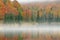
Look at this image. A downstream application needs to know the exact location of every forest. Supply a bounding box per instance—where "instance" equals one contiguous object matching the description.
[0,0,60,23]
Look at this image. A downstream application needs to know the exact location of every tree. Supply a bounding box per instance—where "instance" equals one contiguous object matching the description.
[13,0,23,22]
[4,13,9,22]
[15,13,22,22]
[9,13,15,22]
[31,7,39,22]
[4,13,15,23]
[48,12,53,23]
[36,10,40,22]
[31,13,34,21]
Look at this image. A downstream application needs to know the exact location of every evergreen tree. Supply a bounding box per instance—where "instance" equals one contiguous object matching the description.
[4,13,9,22]
[4,13,15,23]
[36,10,40,22]
[48,12,53,23]
[31,10,35,22]
[17,8,23,22]
[56,15,59,22]
[15,12,23,23]
[9,13,15,22]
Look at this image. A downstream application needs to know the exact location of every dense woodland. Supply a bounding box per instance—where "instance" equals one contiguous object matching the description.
[0,0,60,23]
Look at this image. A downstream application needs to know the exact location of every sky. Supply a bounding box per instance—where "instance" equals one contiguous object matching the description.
[11,0,58,3]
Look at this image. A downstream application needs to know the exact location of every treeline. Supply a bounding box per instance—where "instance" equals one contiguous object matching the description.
[4,7,60,23]
[0,0,60,23]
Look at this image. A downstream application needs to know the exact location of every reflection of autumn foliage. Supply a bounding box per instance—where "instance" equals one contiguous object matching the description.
[12,35,18,40]
[0,32,60,40]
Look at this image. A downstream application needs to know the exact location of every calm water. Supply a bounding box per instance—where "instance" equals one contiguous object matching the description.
[0,22,60,27]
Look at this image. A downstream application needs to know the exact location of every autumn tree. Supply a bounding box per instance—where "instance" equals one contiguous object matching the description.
[13,0,23,22]
[47,7,53,23]
[0,0,6,20]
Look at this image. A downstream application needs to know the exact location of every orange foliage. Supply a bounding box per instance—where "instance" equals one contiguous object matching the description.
[0,0,19,19]
[0,1,6,15]
[22,9,32,20]
[6,0,18,16]
[13,0,21,8]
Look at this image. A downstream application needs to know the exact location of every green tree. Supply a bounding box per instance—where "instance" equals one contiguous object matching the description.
[48,12,53,23]
[31,13,34,21]
[17,8,23,22]
[15,13,22,22]
[4,13,15,23]
[36,10,40,22]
